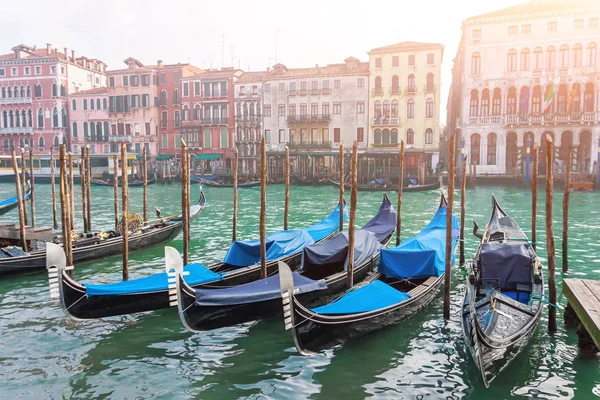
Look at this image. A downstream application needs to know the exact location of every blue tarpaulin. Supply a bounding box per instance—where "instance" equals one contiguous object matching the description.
[311,280,410,315]
[222,204,346,267]
[378,205,459,279]
[0,188,30,207]
[195,272,326,306]
[360,194,396,242]
[480,242,533,290]
[84,263,223,297]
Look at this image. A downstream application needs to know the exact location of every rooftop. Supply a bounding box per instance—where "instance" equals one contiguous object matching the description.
[369,41,444,55]
[0,44,106,67]
[237,58,369,82]
[71,87,108,96]
[466,0,599,21]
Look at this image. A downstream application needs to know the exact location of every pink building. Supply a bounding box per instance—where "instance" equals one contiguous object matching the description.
[69,87,109,154]
[0,44,106,154]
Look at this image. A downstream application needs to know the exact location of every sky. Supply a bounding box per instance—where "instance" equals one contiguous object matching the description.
[2,0,524,121]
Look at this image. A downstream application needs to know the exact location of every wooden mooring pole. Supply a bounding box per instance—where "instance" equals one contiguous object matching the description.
[28,149,35,228]
[284,146,290,230]
[459,155,467,265]
[347,141,358,289]
[59,144,73,274]
[444,132,456,321]
[232,148,238,242]
[339,141,344,231]
[80,147,88,233]
[68,152,75,232]
[260,137,267,279]
[532,146,538,252]
[396,140,405,246]
[563,146,571,273]
[113,155,119,230]
[20,148,28,225]
[86,146,92,231]
[50,146,58,229]
[142,146,148,222]
[121,144,129,280]
[11,150,27,252]
[545,137,557,332]
[181,140,189,265]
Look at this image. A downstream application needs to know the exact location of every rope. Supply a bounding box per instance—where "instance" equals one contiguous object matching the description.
[528,292,563,309]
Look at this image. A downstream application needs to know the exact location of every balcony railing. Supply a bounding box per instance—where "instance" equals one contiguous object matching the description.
[286,141,332,149]
[424,85,435,93]
[204,91,228,99]
[389,87,401,95]
[0,127,33,135]
[287,114,331,123]
[372,88,384,96]
[288,89,297,96]
[109,135,133,143]
[533,69,543,77]
[202,117,229,125]
[466,112,600,126]
[311,88,319,95]
[371,118,400,126]
[406,86,416,94]
[321,88,331,95]
[299,89,308,95]
[0,97,32,105]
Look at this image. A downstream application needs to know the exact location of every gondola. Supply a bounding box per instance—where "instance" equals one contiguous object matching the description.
[278,194,457,354]
[90,177,157,187]
[175,194,396,332]
[291,176,330,186]
[198,178,261,188]
[48,201,345,319]
[461,196,544,387]
[0,186,31,216]
[327,178,440,192]
[2,187,205,278]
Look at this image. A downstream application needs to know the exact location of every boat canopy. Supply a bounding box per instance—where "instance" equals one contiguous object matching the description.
[479,242,533,290]
[378,205,458,279]
[359,194,397,242]
[311,280,410,315]
[85,263,223,297]
[223,204,346,267]
[194,272,326,307]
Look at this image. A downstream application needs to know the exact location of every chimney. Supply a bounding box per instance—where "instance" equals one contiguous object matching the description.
[63,47,68,59]
[71,50,75,61]
[46,43,52,55]
[157,60,163,68]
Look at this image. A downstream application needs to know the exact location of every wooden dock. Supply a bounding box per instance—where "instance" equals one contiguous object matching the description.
[562,278,600,352]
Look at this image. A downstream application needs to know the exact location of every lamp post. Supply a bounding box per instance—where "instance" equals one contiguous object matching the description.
[525,138,531,185]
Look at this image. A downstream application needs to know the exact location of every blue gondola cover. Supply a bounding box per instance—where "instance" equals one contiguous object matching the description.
[378,206,459,279]
[479,242,533,290]
[312,280,410,315]
[194,272,326,306]
[360,194,396,242]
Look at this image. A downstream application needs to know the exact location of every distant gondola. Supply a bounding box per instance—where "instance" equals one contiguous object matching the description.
[48,201,345,319]
[461,196,544,387]
[2,187,205,278]
[278,194,457,354]
[0,186,31,216]
[175,194,396,332]
[198,178,261,188]
[327,178,440,192]
[91,177,157,187]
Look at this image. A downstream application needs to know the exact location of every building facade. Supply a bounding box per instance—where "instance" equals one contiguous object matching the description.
[69,87,109,154]
[0,43,106,154]
[367,42,444,172]
[448,0,600,176]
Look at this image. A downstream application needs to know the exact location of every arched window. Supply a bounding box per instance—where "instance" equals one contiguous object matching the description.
[96,99,101,110]
[407,99,414,119]
[26,85,31,98]
[61,108,66,127]
[391,75,399,94]
[426,73,434,92]
[60,84,66,97]
[1,87,5,98]
[90,121,96,140]
[52,83,57,97]
[588,42,597,66]
[374,100,382,120]
[507,49,517,71]
[194,104,201,120]
[83,99,88,110]
[90,98,95,110]
[520,48,530,71]
[1,110,6,128]
[407,74,415,92]
[72,122,78,137]
[38,137,44,149]
[426,98,434,118]
[391,100,398,118]
[406,129,414,145]
[470,133,480,165]
[469,89,479,117]
[520,87,530,116]
[546,46,556,69]
[183,105,190,121]
[3,138,8,150]
[471,52,481,74]
[97,122,102,140]
[83,122,89,138]
[7,87,12,98]
[160,90,167,105]
[425,128,433,145]
[19,138,24,148]
[20,86,25,97]
[104,122,109,140]
[72,99,77,111]
[102,98,107,109]
[203,129,212,148]
[8,110,14,128]
[481,89,490,116]
[35,84,42,97]
[573,44,583,67]
[37,108,44,128]
[391,129,398,144]
[382,129,390,144]
[532,85,541,114]
[487,133,497,165]
[21,110,27,127]
[559,45,569,68]
[383,100,390,118]
[557,84,568,114]
[174,89,180,104]
[571,83,581,113]
[15,110,21,128]
[584,83,594,112]
[374,76,382,95]
[507,87,517,115]
[54,136,60,148]
[8,138,14,149]
[374,129,382,144]
[14,86,18,98]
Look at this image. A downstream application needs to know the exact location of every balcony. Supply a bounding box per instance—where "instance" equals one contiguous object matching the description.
[299,89,308,96]
[109,135,133,143]
[532,69,543,77]
[406,86,416,95]
[372,88,384,96]
[202,117,229,125]
[371,118,400,127]
[286,141,332,150]
[321,88,331,95]
[0,97,32,105]
[310,88,319,95]
[424,85,435,93]
[389,87,401,95]
[468,116,505,125]
[497,112,600,126]
[288,89,297,96]
[372,142,401,149]
[204,90,228,99]
[0,127,33,135]
[287,114,331,124]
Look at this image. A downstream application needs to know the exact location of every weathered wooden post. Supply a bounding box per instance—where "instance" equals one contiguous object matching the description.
[260,136,267,279]
[28,149,36,227]
[11,150,27,252]
[444,132,456,321]
[232,148,238,242]
[142,146,148,222]
[563,146,571,273]
[396,140,405,246]
[284,146,290,230]
[59,144,73,274]
[20,148,28,225]
[80,147,88,233]
[532,145,538,252]
[181,140,189,265]
[50,146,58,229]
[339,141,344,231]
[347,140,358,289]
[459,155,467,265]
[86,146,92,231]
[113,155,119,230]
[68,152,75,231]
[121,144,129,280]
[545,137,557,332]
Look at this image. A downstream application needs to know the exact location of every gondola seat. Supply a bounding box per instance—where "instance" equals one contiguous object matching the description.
[478,242,534,297]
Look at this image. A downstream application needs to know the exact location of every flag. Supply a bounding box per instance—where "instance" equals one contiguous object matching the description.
[543,82,555,114]
[567,86,577,114]
[520,86,530,117]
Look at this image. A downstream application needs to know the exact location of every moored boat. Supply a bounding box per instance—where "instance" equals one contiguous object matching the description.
[198,178,261,188]
[0,186,31,216]
[91,177,157,187]
[327,178,440,192]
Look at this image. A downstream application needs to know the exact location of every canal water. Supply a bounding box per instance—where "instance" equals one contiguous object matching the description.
[0,182,598,399]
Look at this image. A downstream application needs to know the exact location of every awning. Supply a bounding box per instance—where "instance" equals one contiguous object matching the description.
[156,154,173,160]
[195,153,223,161]
[135,155,149,160]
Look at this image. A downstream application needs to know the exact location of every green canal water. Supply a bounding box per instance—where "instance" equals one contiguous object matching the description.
[0,182,599,399]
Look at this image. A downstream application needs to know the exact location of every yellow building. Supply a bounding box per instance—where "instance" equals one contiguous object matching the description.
[368,42,444,172]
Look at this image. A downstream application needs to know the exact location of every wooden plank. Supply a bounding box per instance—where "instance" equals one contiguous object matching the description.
[562,278,600,349]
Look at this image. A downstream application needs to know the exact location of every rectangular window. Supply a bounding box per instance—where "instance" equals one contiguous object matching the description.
[392,56,399,67]
[24,66,30,75]
[161,111,168,128]
[174,71,180,83]
[300,81,307,93]
[125,123,132,136]
[333,102,341,114]
[145,122,151,135]
[289,82,296,93]
[334,128,341,143]
[322,80,329,90]
[11,67,18,76]
[322,103,329,116]
[264,129,270,144]
[427,53,435,64]
[175,134,181,148]
[508,25,518,35]
[574,19,584,29]
[311,103,318,116]
[109,76,115,87]
[194,81,201,96]
[472,29,481,39]
[334,80,341,89]
[134,123,140,136]
[252,85,258,93]
[408,54,415,65]
[356,101,365,114]
[142,74,150,86]
[51,66,56,74]
[279,129,285,143]
[162,134,168,148]
[174,111,181,127]
[142,94,150,107]
[264,83,270,92]
[289,129,296,144]
[35,66,42,75]
[357,127,364,142]
[0,68,4,76]
[311,81,319,92]
[522,24,531,33]
[375,57,382,68]
[122,76,129,86]
[131,75,139,87]
[548,21,557,31]
[279,83,285,92]
[183,82,189,97]
[161,72,166,84]
[264,105,271,116]
[278,104,285,116]
[300,104,307,116]
[357,78,364,88]
[289,104,296,116]
[590,18,599,27]
[132,94,140,108]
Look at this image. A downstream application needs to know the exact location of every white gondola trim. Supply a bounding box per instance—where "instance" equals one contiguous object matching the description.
[65,265,74,271]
